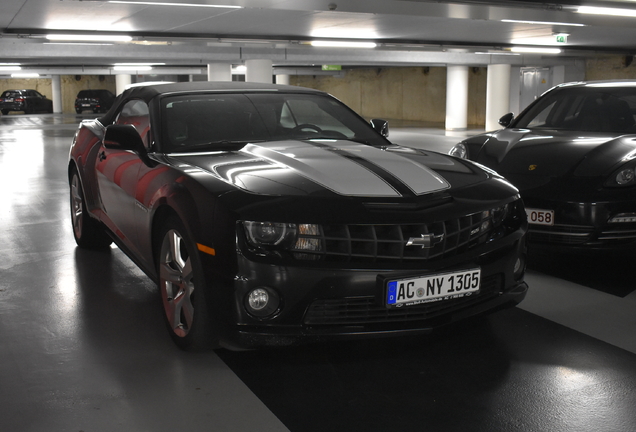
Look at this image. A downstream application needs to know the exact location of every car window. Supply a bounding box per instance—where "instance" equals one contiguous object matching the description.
[160,92,385,153]
[115,99,151,148]
[515,86,636,133]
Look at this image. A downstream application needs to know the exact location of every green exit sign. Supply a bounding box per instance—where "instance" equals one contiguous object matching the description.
[555,34,568,44]
[322,65,342,71]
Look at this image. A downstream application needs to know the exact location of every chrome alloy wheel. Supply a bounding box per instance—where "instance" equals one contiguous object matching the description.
[159,228,195,338]
[70,173,84,239]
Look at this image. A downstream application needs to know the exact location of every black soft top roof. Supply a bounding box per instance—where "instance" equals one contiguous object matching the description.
[99,81,324,125]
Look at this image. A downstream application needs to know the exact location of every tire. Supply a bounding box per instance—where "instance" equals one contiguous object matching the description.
[69,168,112,249]
[157,216,216,350]
[1,109,8,115]
[75,109,82,114]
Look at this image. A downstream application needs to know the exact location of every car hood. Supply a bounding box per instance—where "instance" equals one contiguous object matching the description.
[166,139,484,197]
[473,129,636,178]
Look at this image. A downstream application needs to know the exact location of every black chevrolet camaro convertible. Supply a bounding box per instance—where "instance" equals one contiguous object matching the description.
[69,81,528,350]
[451,80,636,252]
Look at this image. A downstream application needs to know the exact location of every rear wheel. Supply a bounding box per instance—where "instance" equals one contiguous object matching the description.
[157,217,216,350]
[1,109,8,115]
[69,168,112,249]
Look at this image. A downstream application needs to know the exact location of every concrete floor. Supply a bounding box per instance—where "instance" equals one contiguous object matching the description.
[1,114,636,432]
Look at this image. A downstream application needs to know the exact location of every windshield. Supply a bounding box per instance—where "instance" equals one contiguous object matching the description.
[160,92,386,153]
[513,86,636,133]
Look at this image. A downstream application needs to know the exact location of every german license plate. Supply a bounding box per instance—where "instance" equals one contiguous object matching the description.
[82,104,90,107]
[5,98,13,102]
[386,268,480,307]
[526,208,554,226]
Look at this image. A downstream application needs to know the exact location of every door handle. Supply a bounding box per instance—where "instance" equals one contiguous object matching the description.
[98,151,106,161]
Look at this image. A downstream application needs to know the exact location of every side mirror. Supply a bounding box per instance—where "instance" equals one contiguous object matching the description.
[104,124,156,167]
[104,124,145,152]
[498,113,515,128]
[370,119,389,137]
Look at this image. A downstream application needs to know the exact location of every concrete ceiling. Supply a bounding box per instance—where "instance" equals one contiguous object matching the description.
[2,0,636,76]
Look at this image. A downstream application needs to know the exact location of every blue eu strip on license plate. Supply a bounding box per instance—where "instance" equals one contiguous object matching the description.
[386,268,481,307]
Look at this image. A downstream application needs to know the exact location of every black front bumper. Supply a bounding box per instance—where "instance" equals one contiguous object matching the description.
[212,235,527,349]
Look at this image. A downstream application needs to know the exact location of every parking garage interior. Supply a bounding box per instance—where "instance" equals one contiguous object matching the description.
[2,1,636,431]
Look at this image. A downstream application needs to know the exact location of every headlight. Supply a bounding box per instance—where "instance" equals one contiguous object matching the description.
[242,221,324,257]
[449,143,468,159]
[243,221,297,246]
[606,165,636,187]
[616,168,635,185]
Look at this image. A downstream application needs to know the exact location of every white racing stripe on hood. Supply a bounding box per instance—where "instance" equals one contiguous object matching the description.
[240,141,449,197]
[241,142,400,196]
[321,141,451,195]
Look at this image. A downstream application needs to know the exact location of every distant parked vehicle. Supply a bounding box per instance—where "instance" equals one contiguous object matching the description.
[0,89,53,115]
[75,89,116,114]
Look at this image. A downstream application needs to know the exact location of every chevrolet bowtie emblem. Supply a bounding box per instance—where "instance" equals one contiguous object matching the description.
[406,233,444,249]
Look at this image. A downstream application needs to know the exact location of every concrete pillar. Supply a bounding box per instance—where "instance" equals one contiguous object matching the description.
[552,65,565,87]
[445,65,469,131]
[51,75,62,114]
[485,64,511,131]
[207,63,231,81]
[246,59,273,83]
[275,74,290,85]
[116,75,132,95]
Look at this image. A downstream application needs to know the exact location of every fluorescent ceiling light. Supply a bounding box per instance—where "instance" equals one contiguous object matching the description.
[311,41,377,48]
[44,42,114,46]
[511,37,565,46]
[114,63,165,66]
[511,46,562,54]
[232,65,247,73]
[113,66,153,71]
[577,6,636,17]
[475,52,520,56]
[46,34,133,42]
[0,66,22,71]
[12,73,39,78]
[501,19,586,27]
[108,1,242,8]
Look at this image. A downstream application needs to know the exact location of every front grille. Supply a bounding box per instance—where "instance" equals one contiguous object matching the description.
[599,225,636,243]
[527,224,594,245]
[289,202,522,263]
[303,274,503,326]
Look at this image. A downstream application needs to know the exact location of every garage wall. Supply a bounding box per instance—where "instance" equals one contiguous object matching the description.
[0,75,117,114]
[0,78,53,105]
[585,56,636,81]
[292,66,488,127]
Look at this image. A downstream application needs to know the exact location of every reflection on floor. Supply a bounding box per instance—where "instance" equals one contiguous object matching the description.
[1,114,635,432]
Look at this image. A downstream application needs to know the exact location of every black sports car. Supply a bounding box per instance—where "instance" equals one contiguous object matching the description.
[451,80,636,252]
[75,89,116,114]
[69,81,528,350]
[0,89,53,115]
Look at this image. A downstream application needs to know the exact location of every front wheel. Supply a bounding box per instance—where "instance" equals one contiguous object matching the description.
[70,168,112,249]
[157,217,216,350]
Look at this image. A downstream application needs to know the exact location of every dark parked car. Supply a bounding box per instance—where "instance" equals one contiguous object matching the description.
[0,89,53,114]
[451,80,636,252]
[75,89,116,114]
[69,81,528,350]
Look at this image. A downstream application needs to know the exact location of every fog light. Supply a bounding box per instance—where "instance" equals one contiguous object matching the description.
[609,213,636,223]
[248,288,269,310]
[245,287,280,318]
